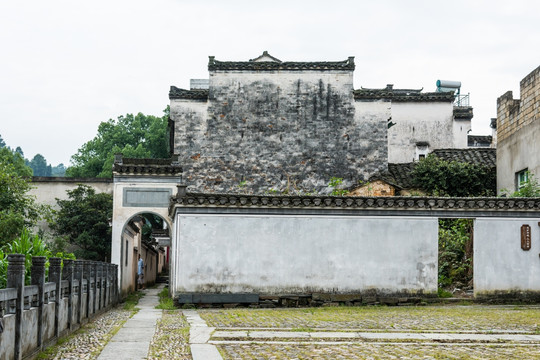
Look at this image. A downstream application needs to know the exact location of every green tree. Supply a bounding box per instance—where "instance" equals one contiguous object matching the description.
[51,163,66,177]
[50,185,112,261]
[0,147,32,177]
[29,153,52,176]
[0,159,44,246]
[0,134,6,148]
[66,108,170,178]
[411,155,496,197]
[438,219,473,289]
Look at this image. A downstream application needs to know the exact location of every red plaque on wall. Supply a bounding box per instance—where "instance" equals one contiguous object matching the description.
[521,225,531,251]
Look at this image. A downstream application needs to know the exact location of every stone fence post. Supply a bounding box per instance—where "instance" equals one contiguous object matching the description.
[48,257,62,338]
[61,259,74,331]
[31,256,46,350]
[74,260,83,324]
[7,254,25,360]
[83,261,92,320]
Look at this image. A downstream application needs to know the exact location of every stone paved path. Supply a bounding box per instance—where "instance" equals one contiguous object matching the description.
[183,309,223,360]
[97,286,163,360]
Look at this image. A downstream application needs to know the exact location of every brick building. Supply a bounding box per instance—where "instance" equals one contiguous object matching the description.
[496,65,540,193]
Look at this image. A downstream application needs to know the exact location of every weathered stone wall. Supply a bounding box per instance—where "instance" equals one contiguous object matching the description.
[497,118,540,192]
[496,66,540,192]
[497,66,540,143]
[171,70,388,194]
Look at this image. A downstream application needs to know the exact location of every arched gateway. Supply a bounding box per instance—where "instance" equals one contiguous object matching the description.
[111,154,182,296]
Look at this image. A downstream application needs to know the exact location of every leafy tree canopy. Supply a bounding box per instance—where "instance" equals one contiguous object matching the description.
[50,184,113,261]
[66,107,170,178]
[411,155,496,197]
[0,159,46,246]
[0,147,33,177]
[29,153,52,176]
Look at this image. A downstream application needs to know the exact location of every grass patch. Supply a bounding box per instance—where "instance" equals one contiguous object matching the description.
[123,291,144,311]
[438,288,453,298]
[155,287,177,310]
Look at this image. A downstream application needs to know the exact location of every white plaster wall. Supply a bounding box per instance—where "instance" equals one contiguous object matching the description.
[452,119,471,148]
[172,214,438,295]
[474,218,540,294]
[209,71,354,94]
[29,179,113,232]
[29,179,113,208]
[388,102,454,163]
[496,119,540,193]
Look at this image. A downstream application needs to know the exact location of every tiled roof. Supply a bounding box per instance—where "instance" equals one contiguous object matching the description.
[113,156,182,176]
[432,148,496,168]
[172,192,540,212]
[208,56,355,71]
[468,135,493,146]
[353,88,454,102]
[453,106,474,119]
[169,86,208,100]
[368,148,496,189]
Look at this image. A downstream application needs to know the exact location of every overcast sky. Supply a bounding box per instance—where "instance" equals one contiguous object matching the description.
[1,0,539,166]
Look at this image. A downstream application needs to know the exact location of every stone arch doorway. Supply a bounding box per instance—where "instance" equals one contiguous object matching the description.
[119,211,171,294]
[110,155,182,297]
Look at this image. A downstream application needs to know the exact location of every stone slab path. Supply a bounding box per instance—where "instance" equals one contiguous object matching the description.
[183,309,223,360]
[97,286,163,360]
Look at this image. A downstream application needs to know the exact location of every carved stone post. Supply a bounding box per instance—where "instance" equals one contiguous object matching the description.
[97,262,103,311]
[31,256,46,350]
[74,260,83,324]
[61,259,74,331]
[48,257,62,337]
[113,264,119,303]
[91,262,97,315]
[104,264,109,307]
[8,254,25,360]
[83,260,92,320]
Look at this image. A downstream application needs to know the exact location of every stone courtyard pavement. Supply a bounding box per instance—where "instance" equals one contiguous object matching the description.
[192,305,540,360]
[40,296,540,359]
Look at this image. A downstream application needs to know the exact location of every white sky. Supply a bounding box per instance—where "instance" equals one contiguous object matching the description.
[1,0,539,166]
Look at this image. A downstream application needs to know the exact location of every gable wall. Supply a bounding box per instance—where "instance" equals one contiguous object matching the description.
[171,70,388,194]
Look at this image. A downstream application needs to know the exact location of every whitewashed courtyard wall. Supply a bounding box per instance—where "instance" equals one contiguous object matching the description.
[170,193,540,302]
[474,218,540,296]
[172,213,438,296]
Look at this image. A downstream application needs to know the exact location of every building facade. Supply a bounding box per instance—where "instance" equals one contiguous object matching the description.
[496,65,540,193]
[169,52,471,194]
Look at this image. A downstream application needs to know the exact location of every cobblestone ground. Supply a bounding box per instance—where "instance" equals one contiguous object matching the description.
[39,307,134,360]
[218,343,540,359]
[148,310,191,359]
[200,305,540,359]
[199,305,540,332]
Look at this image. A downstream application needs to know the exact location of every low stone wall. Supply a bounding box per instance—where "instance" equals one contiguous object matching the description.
[0,255,119,360]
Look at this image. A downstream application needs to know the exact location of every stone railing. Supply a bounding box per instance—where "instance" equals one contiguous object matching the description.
[0,255,119,360]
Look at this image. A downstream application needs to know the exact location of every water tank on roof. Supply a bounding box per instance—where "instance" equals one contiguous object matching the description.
[436,80,461,93]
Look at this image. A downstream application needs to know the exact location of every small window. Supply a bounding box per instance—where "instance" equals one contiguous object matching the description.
[516,169,529,190]
[125,240,129,266]
[415,142,429,161]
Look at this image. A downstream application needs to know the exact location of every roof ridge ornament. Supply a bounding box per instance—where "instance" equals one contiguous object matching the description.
[249,51,282,63]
